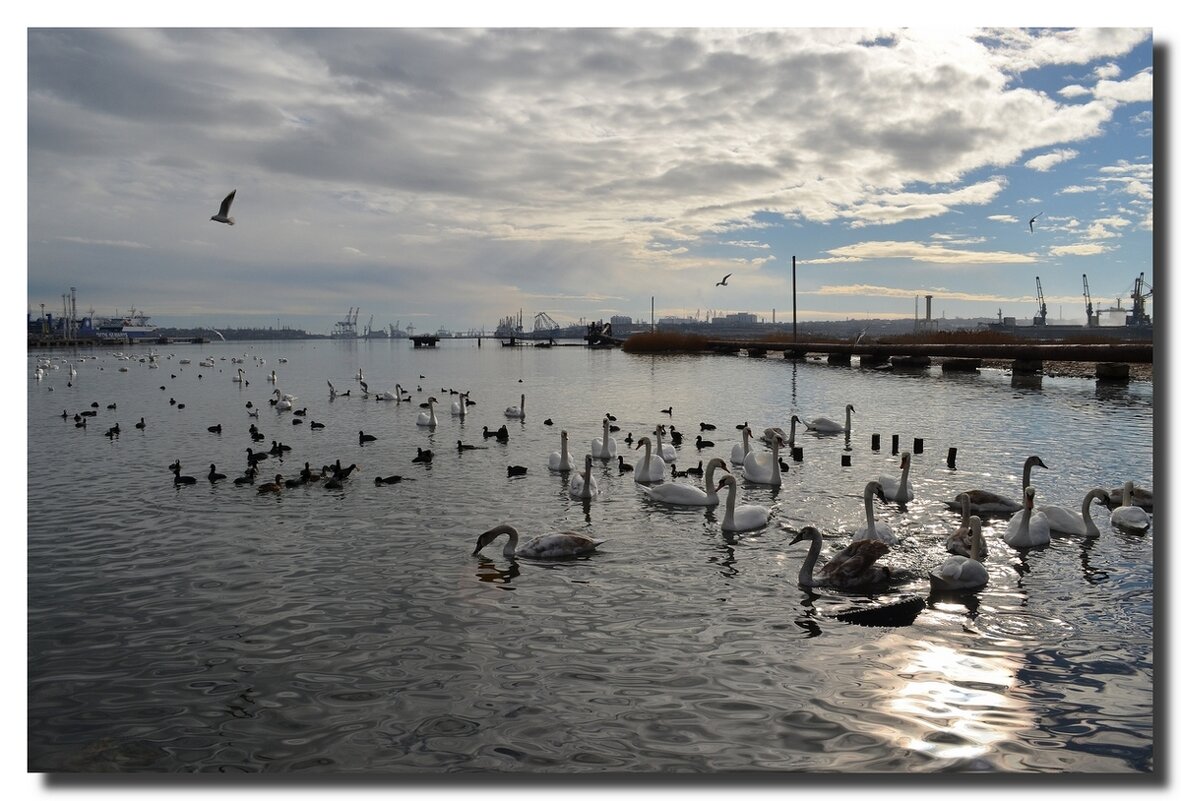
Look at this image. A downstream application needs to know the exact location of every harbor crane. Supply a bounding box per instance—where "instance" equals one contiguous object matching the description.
[1128,272,1152,327]
[1083,274,1095,327]
[1034,276,1048,326]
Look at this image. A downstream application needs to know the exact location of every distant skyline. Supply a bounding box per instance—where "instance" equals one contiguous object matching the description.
[27,27,1154,335]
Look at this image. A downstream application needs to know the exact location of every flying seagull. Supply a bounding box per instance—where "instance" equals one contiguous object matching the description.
[211,190,237,225]
[716,273,732,286]
[1028,211,1042,234]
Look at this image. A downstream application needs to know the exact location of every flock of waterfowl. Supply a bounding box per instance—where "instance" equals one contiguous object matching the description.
[39,348,1152,600]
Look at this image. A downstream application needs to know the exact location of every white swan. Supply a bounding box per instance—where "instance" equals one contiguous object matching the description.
[1039,488,1109,537]
[852,480,897,545]
[743,433,784,486]
[591,418,618,461]
[633,436,666,484]
[790,526,891,589]
[945,493,988,559]
[1105,483,1153,512]
[451,392,468,417]
[416,396,439,427]
[930,516,989,591]
[1110,480,1151,532]
[759,427,786,446]
[730,426,753,467]
[654,425,677,462]
[717,474,771,533]
[569,454,600,499]
[267,370,277,383]
[637,457,729,506]
[1004,486,1052,548]
[473,523,604,559]
[232,367,245,383]
[548,430,574,472]
[787,414,801,447]
[877,451,914,503]
[805,404,854,435]
[505,393,525,419]
[949,455,1047,515]
[272,388,293,411]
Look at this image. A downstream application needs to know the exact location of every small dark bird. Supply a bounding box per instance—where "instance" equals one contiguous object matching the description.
[700,422,716,431]
[323,476,343,490]
[735,421,748,430]
[75,419,87,429]
[660,406,673,415]
[135,417,146,429]
[359,430,377,444]
[495,425,510,442]
[333,461,358,479]
[668,427,683,445]
[60,410,68,419]
[293,407,307,416]
[292,418,303,425]
[606,413,617,422]
[208,464,227,482]
[779,457,791,472]
[457,440,484,451]
[1029,211,1042,233]
[695,435,715,449]
[170,462,197,485]
[624,432,634,445]
[617,455,634,474]
[177,403,185,409]
[543,418,554,426]
[412,447,433,463]
[246,448,268,467]
[258,474,283,494]
[81,410,97,417]
[233,467,258,486]
[609,423,621,433]
[671,466,687,478]
[104,426,118,438]
[74,413,82,422]
[245,401,254,408]
[374,475,404,485]
[507,465,528,477]
[716,273,732,286]
[482,426,498,439]
[284,475,307,488]
[310,420,325,430]
[208,424,222,434]
[106,403,116,410]
[685,460,704,477]
[211,189,237,225]
[90,402,99,408]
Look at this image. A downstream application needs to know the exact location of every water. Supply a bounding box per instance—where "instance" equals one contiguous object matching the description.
[27,339,1154,773]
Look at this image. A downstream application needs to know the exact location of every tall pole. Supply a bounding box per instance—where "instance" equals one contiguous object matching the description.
[651,296,655,332]
[791,255,797,343]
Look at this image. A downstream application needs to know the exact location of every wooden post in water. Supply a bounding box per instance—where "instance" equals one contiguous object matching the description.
[947,447,957,469]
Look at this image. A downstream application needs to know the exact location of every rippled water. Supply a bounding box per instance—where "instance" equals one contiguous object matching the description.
[27,339,1154,773]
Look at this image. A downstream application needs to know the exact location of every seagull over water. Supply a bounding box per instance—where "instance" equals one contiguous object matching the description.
[716,273,732,286]
[1028,211,1042,233]
[211,190,237,225]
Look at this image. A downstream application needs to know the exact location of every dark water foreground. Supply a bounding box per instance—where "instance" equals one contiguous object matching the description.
[27,341,1154,773]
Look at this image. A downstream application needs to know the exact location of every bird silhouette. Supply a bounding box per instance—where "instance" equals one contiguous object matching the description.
[211,189,237,225]
[1028,211,1042,233]
[716,273,732,286]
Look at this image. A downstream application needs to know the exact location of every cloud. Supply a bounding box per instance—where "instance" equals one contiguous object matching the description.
[1049,243,1110,256]
[1093,62,1122,80]
[1024,148,1079,172]
[1059,184,1099,194]
[1058,84,1090,99]
[808,240,1036,265]
[988,214,1019,223]
[1093,69,1153,103]
[55,236,150,249]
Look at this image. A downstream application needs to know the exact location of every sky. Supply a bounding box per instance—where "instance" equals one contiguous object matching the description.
[24,24,1157,336]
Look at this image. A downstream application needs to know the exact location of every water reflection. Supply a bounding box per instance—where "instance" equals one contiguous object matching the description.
[1010,373,1043,391]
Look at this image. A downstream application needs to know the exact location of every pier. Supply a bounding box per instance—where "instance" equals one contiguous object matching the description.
[709,339,1153,364]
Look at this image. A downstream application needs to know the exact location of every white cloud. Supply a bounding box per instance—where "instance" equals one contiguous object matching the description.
[55,236,150,249]
[1049,243,1110,256]
[1093,62,1122,80]
[1059,184,1099,194]
[1093,69,1153,103]
[811,240,1036,265]
[1058,84,1090,99]
[1024,149,1079,172]
[988,214,1019,223]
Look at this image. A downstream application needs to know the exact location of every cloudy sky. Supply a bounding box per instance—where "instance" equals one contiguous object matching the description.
[26,25,1155,334]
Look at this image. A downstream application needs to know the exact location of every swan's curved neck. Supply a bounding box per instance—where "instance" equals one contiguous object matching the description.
[959,495,970,526]
[845,406,853,430]
[1082,489,1102,534]
[641,440,652,470]
[788,416,798,444]
[1022,458,1041,489]
[723,481,737,527]
[864,485,877,532]
[501,527,520,557]
[769,437,781,483]
[798,530,822,587]
[969,526,983,561]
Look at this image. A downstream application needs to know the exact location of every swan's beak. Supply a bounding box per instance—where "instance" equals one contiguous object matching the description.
[789,532,805,546]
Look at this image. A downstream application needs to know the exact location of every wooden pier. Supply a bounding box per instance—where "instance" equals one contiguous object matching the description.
[716,340,1153,364]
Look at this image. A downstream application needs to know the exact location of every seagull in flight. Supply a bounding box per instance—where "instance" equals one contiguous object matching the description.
[211,190,237,225]
[716,273,732,287]
[1028,211,1042,234]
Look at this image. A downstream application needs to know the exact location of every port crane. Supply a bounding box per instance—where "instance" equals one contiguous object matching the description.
[1128,272,1152,327]
[1034,276,1048,326]
[1083,274,1095,327]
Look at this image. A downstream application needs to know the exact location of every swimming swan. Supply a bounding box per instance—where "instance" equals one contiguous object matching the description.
[633,436,666,484]
[1110,480,1151,532]
[730,426,753,467]
[852,480,897,545]
[1004,486,1052,548]
[654,425,677,463]
[1104,483,1153,512]
[717,474,771,533]
[790,526,891,589]
[569,454,600,499]
[930,516,988,591]
[945,493,988,558]
[548,430,574,472]
[805,404,854,435]
[416,396,439,427]
[505,394,525,419]
[450,392,469,417]
[949,455,1047,515]
[877,450,914,503]
[743,433,785,486]
[1039,488,1110,537]
[591,418,618,461]
[637,457,729,506]
[472,523,604,559]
